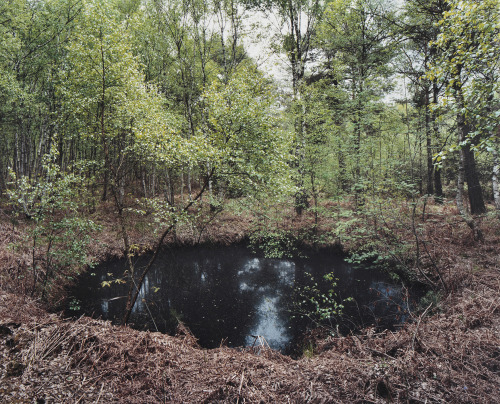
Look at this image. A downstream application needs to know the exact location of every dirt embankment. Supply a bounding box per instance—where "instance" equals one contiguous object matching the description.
[1,202,499,403]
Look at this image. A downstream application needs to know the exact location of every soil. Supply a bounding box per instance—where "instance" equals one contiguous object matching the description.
[1,199,499,403]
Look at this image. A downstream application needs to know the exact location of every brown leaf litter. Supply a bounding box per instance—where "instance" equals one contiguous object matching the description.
[1,203,500,403]
[1,269,499,404]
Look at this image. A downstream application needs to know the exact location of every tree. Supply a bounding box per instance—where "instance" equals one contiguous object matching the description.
[58,0,148,202]
[120,64,293,324]
[203,64,292,199]
[243,0,325,213]
[8,147,98,299]
[398,0,449,198]
[0,0,82,193]
[429,0,500,217]
[316,0,396,204]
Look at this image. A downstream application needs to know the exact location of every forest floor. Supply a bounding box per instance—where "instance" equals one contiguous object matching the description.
[0,198,499,403]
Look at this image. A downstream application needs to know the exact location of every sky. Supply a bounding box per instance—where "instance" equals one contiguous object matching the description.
[240,0,407,102]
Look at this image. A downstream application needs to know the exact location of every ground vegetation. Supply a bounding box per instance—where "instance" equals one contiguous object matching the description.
[1,0,499,402]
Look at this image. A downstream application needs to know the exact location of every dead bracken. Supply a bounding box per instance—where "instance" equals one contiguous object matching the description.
[1,204,500,403]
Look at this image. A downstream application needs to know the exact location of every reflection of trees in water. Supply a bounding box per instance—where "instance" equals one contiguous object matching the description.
[74,247,300,349]
[239,259,295,348]
[70,246,409,351]
[143,247,261,348]
[290,254,409,333]
[365,281,409,327]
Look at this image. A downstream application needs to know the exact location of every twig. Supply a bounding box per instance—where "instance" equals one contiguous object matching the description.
[366,347,396,360]
[96,382,105,404]
[236,370,245,404]
[421,238,448,292]
[412,303,433,351]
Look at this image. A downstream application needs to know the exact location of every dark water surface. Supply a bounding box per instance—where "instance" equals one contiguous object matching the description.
[68,246,415,351]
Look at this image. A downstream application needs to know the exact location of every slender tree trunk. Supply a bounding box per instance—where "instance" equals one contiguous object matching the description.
[425,90,434,195]
[292,74,309,214]
[432,82,443,201]
[165,169,174,206]
[434,167,443,201]
[338,143,348,192]
[456,140,483,241]
[207,162,212,202]
[456,135,467,215]
[289,5,309,215]
[463,142,485,214]
[187,168,192,200]
[455,84,484,240]
[180,169,185,202]
[492,147,500,210]
[119,173,125,207]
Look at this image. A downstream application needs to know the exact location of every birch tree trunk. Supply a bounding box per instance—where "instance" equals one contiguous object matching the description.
[492,147,500,210]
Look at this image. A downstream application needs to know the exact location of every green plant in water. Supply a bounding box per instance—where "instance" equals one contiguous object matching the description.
[292,272,352,334]
[69,298,81,311]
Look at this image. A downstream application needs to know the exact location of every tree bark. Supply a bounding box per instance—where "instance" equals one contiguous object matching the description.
[455,83,486,214]
[425,89,434,195]
[432,82,443,201]
[455,84,484,241]
[463,141,485,214]
[492,147,500,210]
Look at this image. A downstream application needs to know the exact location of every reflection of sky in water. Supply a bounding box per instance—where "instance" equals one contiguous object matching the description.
[239,260,295,349]
[101,299,109,315]
[238,258,260,275]
[132,276,150,313]
[277,261,295,283]
[70,246,415,352]
[370,281,401,298]
[366,280,409,323]
[245,296,290,349]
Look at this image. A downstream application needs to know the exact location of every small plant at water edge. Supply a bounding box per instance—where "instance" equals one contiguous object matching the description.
[292,272,352,334]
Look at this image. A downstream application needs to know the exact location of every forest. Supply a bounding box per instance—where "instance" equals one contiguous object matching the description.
[0,0,499,402]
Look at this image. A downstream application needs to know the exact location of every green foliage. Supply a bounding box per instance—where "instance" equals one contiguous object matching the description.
[203,64,293,198]
[429,0,500,152]
[58,0,145,138]
[101,275,127,288]
[8,148,100,298]
[0,0,496,309]
[68,298,81,311]
[249,229,299,259]
[292,271,352,333]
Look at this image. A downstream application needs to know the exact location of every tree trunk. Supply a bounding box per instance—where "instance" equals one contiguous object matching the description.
[463,142,485,214]
[434,168,443,202]
[338,144,348,192]
[288,4,310,215]
[455,84,486,214]
[425,90,434,195]
[456,135,467,215]
[292,73,309,215]
[455,84,484,241]
[432,82,443,201]
[187,168,192,200]
[492,147,500,210]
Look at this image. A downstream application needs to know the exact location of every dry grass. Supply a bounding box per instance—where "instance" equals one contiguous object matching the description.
[1,198,500,403]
